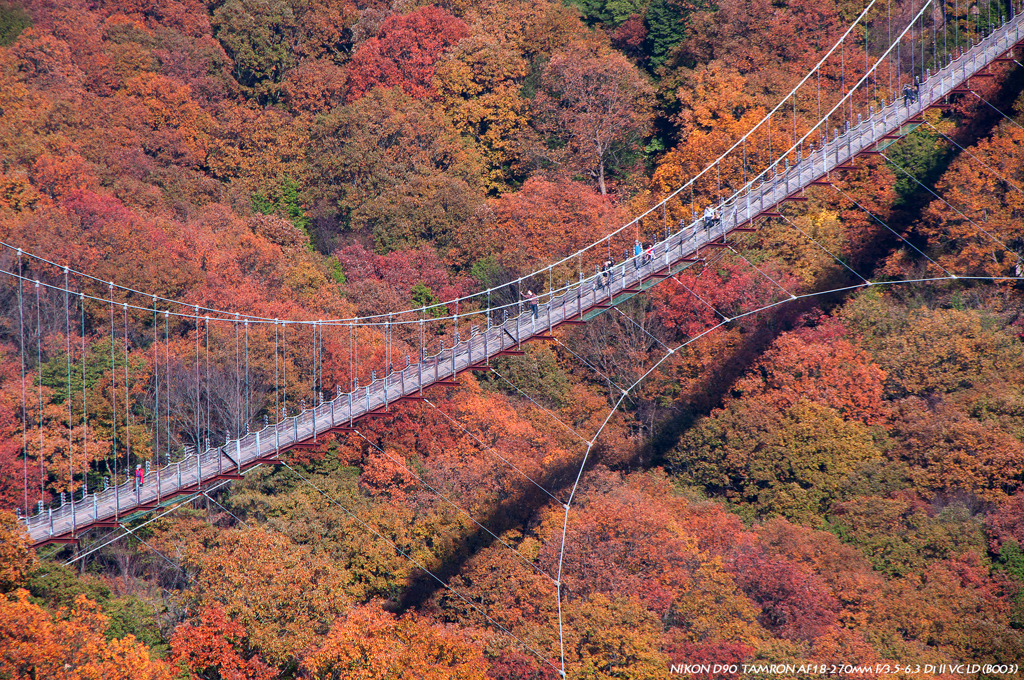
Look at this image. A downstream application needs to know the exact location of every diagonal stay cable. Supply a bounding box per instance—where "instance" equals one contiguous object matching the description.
[670,247,734,321]
[202,491,251,529]
[551,337,630,395]
[880,151,1021,259]
[277,458,561,675]
[65,477,238,566]
[119,523,195,583]
[830,184,957,278]
[776,212,872,284]
[613,306,670,352]
[608,246,733,339]
[921,120,1024,196]
[425,399,567,505]
[668,275,731,322]
[488,369,591,446]
[727,243,797,300]
[353,429,558,582]
[971,91,1024,132]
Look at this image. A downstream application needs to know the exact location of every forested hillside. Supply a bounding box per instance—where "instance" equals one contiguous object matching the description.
[0,0,1023,677]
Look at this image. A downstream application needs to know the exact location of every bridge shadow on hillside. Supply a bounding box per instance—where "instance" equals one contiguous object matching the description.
[394,287,828,613]
[395,69,1024,614]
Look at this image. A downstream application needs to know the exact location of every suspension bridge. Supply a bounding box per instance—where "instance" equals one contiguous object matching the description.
[10,2,1024,553]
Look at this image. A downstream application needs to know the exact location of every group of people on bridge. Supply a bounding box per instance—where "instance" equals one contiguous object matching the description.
[902,79,921,107]
[518,195,737,321]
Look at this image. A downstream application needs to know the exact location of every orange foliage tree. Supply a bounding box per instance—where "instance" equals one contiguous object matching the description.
[466,177,624,273]
[301,604,488,679]
[169,602,276,680]
[0,589,173,679]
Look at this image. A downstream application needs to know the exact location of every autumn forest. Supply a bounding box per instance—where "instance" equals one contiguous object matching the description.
[1,0,1024,677]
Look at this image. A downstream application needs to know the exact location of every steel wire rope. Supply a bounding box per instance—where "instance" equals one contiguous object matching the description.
[119,522,196,584]
[123,304,131,476]
[81,293,88,494]
[487,369,591,445]
[921,115,1024,202]
[153,300,159,468]
[282,320,287,416]
[65,269,73,505]
[550,337,631,394]
[830,184,957,276]
[194,307,200,451]
[164,311,170,462]
[351,429,558,581]
[35,280,44,500]
[665,245,736,323]
[612,306,671,352]
[277,458,562,675]
[881,149,1024,259]
[17,251,28,514]
[776,212,872,283]
[245,321,250,429]
[110,285,118,487]
[726,244,798,300]
[667,275,731,322]
[274,321,280,424]
[235,314,240,437]
[970,91,1024,131]
[205,317,210,444]
[201,490,250,529]
[424,399,567,505]
[0,240,285,325]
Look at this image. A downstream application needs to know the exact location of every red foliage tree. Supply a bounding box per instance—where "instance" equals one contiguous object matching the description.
[169,603,276,680]
[346,6,469,101]
[733,320,890,425]
[534,43,654,195]
[730,547,840,641]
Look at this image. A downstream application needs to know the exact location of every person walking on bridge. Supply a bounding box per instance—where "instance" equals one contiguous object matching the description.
[526,290,538,319]
[703,204,719,231]
[135,464,144,489]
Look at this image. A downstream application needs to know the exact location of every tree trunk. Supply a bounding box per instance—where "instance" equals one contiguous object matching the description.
[598,160,607,195]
